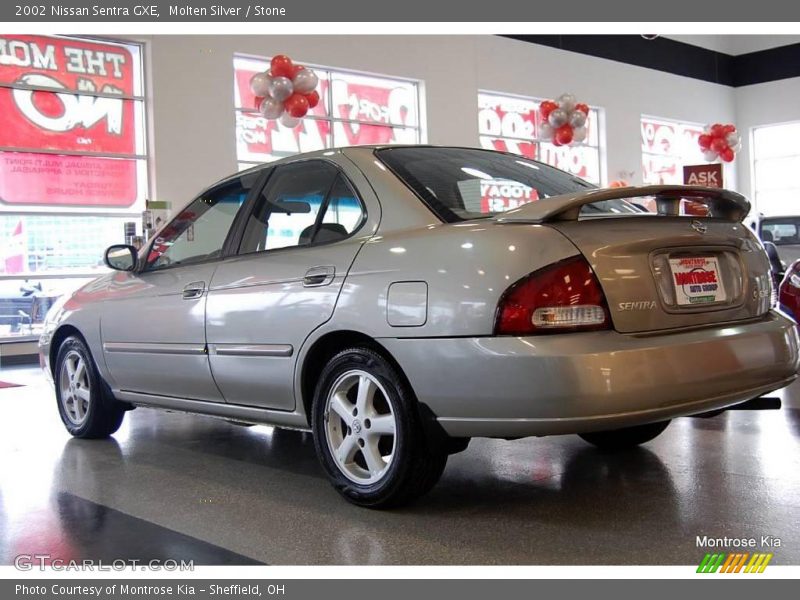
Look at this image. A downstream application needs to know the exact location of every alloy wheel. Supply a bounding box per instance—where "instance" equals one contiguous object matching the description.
[59,350,92,426]
[324,369,397,485]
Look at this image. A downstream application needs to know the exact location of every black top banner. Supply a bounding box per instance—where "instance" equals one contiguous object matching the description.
[3,0,800,21]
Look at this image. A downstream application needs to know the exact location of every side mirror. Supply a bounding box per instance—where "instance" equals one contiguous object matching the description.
[104,244,138,272]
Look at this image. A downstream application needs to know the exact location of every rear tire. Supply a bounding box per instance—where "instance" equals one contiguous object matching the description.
[311,346,447,508]
[55,336,125,439]
[578,420,671,450]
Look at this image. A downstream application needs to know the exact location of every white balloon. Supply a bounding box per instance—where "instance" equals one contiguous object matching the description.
[260,96,284,120]
[540,123,554,140]
[292,68,319,94]
[703,149,718,162]
[249,72,272,97]
[267,76,294,102]
[725,131,741,148]
[572,126,587,143]
[569,110,587,128]
[548,108,568,128]
[558,93,577,112]
[280,113,300,128]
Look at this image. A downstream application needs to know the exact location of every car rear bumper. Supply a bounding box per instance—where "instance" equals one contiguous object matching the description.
[378,311,800,437]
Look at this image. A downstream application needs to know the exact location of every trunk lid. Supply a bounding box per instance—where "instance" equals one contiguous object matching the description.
[497,186,773,334]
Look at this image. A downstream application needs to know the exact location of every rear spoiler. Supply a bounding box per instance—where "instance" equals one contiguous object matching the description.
[495,185,750,224]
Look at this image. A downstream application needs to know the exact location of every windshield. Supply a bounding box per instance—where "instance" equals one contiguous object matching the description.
[761,218,800,246]
[376,147,641,223]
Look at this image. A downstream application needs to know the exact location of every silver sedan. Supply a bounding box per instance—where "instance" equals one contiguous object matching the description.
[39,146,799,507]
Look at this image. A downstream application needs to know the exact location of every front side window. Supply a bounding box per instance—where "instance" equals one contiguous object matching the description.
[145,174,257,270]
[239,161,363,253]
[377,147,639,223]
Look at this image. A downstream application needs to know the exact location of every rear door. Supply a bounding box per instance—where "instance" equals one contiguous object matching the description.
[205,160,368,410]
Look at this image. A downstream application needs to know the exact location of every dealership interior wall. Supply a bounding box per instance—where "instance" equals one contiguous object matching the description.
[125,34,796,208]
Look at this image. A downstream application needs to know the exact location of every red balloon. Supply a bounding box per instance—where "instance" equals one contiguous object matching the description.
[555,124,574,145]
[290,64,305,79]
[253,95,265,110]
[711,137,728,153]
[270,54,294,78]
[710,123,726,138]
[723,124,736,134]
[720,147,735,162]
[284,93,310,118]
[539,100,558,121]
[698,134,712,150]
[305,90,320,109]
[574,102,590,115]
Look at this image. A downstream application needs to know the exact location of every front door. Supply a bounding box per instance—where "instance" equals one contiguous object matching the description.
[101,172,259,401]
[206,160,368,410]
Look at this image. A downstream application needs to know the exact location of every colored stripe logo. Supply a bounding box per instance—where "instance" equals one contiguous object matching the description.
[697,553,773,573]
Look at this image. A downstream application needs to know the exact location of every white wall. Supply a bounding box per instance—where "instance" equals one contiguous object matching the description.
[735,77,800,202]
[127,35,739,211]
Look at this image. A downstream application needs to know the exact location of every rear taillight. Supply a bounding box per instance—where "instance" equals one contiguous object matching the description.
[494,255,610,335]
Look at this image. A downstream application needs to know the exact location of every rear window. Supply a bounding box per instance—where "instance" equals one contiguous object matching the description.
[376,147,641,222]
[761,219,800,246]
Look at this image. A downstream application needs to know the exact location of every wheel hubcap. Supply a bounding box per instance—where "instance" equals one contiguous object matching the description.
[324,369,397,485]
[59,350,91,426]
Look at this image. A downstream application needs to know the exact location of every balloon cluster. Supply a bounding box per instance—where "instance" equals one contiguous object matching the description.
[698,124,741,163]
[249,54,320,129]
[538,93,590,146]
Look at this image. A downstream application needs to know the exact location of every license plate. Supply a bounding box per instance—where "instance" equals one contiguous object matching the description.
[668,256,727,306]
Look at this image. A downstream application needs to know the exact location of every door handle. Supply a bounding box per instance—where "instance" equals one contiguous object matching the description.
[182,281,206,299]
[303,266,335,287]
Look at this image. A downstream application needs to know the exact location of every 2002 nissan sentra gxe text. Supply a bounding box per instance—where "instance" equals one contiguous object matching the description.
[38,146,800,507]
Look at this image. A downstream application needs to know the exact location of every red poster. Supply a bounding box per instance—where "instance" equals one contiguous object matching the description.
[0,35,141,212]
[0,35,136,155]
[0,152,138,208]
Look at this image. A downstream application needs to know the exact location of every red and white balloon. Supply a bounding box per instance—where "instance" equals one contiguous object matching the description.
[698,123,741,163]
[538,93,589,147]
[250,54,320,128]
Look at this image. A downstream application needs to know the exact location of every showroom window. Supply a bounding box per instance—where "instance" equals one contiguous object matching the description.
[477,91,604,185]
[233,55,423,169]
[641,116,705,185]
[752,121,800,216]
[0,34,148,340]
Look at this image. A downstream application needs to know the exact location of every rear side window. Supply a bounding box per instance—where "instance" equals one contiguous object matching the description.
[376,147,637,223]
[762,219,800,246]
[238,161,364,253]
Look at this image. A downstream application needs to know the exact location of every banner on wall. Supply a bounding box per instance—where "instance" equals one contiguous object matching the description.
[0,34,141,211]
[641,117,705,185]
[477,92,600,183]
[234,58,419,162]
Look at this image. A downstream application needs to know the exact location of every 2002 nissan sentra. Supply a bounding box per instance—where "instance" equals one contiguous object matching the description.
[39,146,799,507]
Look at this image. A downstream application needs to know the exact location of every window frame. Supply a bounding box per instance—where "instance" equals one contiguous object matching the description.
[0,34,151,286]
[751,119,800,216]
[476,89,605,185]
[640,114,706,186]
[233,54,425,168]
[233,158,368,258]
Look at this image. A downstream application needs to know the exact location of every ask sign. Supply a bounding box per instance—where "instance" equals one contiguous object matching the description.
[683,163,723,188]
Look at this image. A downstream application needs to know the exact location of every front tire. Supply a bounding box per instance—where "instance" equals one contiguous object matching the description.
[55,336,125,439]
[578,420,671,450]
[311,347,447,508]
